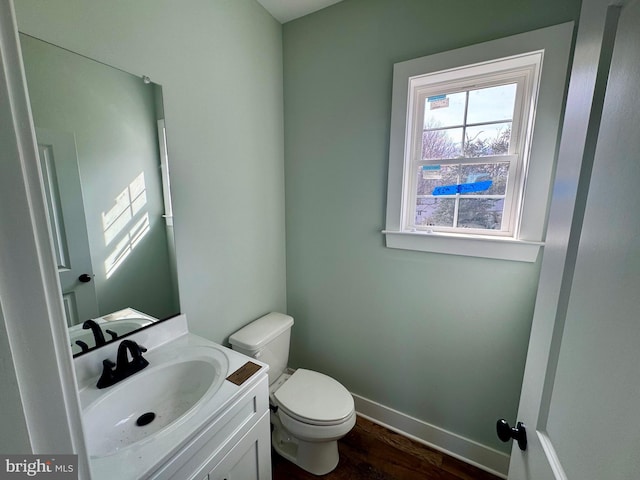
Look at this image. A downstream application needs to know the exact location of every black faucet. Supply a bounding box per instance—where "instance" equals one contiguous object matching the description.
[82,319,106,347]
[96,340,149,389]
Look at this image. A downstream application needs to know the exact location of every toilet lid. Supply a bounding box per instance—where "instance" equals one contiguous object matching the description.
[274,369,354,425]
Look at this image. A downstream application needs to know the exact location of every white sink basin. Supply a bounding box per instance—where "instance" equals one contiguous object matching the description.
[81,346,229,457]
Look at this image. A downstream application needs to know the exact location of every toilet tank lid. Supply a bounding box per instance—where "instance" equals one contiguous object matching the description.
[229,312,294,351]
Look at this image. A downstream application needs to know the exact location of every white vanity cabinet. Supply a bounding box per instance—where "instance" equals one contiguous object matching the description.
[207,411,270,480]
[77,323,273,480]
[150,373,272,480]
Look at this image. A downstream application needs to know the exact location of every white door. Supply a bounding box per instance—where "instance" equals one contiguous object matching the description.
[506,0,640,478]
[36,128,99,326]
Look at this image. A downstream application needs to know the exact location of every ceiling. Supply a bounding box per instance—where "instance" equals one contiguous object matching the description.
[255,0,344,23]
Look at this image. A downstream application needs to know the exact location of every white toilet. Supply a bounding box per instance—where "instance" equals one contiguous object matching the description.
[229,312,356,476]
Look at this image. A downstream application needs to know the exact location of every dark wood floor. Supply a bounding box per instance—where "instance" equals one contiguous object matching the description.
[272,416,502,480]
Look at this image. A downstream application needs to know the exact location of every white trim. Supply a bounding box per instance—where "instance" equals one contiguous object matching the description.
[352,393,510,478]
[538,432,569,480]
[157,119,174,227]
[0,0,90,475]
[385,22,574,260]
[383,230,542,262]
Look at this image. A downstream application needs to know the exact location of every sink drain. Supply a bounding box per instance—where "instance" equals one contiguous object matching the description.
[136,412,156,427]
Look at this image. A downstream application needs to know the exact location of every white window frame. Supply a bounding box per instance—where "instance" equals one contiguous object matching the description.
[405,57,539,237]
[384,23,574,262]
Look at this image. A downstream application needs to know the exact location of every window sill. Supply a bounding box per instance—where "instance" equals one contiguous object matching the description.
[382,230,543,262]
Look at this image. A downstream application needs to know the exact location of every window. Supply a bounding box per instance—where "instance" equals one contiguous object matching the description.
[407,54,539,237]
[384,23,574,262]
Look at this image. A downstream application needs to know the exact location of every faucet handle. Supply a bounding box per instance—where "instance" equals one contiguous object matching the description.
[132,345,149,369]
[75,340,89,353]
[96,359,117,389]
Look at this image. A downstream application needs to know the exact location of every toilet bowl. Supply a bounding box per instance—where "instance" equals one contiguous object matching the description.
[270,369,356,474]
[229,313,356,475]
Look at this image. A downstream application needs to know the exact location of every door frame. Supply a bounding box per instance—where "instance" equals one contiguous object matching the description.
[508,0,625,477]
[0,0,90,476]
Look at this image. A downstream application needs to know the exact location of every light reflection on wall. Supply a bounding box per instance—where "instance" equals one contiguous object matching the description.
[103,172,151,278]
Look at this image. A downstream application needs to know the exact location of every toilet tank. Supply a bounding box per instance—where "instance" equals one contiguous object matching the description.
[229,312,294,385]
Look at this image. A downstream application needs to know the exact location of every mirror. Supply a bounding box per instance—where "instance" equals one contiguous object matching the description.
[20,34,180,356]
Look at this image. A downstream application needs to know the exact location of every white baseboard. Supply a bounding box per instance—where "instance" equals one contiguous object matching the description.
[352,393,510,479]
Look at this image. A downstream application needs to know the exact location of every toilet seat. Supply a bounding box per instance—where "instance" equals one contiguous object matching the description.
[273,369,354,426]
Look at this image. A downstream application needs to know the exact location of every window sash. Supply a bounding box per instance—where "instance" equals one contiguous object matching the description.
[402,60,539,237]
[407,154,519,235]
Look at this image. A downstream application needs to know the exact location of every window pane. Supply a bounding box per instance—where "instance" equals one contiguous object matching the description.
[422,127,463,160]
[415,198,455,227]
[459,162,509,195]
[457,198,504,230]
[416,164,459,195]
[424,91,466,129]
[467,83,517,124]
[464,123,511,157]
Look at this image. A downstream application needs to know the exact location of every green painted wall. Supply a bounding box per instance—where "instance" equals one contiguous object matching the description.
[15,0,286,342]
[283,0,581,452]
[13,0,584,458]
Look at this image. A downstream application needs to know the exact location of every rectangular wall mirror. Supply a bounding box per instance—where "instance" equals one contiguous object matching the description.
[20,33,180,356]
